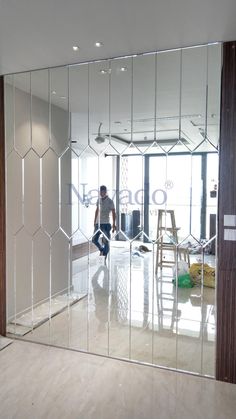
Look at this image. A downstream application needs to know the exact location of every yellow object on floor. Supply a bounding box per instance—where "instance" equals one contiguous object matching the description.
[189,263,215,288]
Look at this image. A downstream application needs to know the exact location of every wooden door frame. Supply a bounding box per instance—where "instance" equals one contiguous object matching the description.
[0,75,6,336]
[216,40,236,383]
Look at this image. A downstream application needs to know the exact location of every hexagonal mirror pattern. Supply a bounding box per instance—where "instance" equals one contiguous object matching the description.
[6,150,23,235]
[50,67,70,156]
[89,61,110,155]
[60,147,73,238]
[15,228,32,317]
[42,148,59,236]
[31,69,50,156]
[69,63,89,151]
[24,150,41,235]
[14,72,31,157]
[51,229,71,297]
[130,239,154,364]
[4,75,14,156]
[4,43,221,377]
[6,231,15,323]
[33,229,50,306]
[77,146,99,239]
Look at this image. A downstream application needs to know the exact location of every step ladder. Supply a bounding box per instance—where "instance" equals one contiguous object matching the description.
[155,209,190,273]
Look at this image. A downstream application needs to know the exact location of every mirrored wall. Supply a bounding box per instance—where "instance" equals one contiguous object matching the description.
[4,43,221,376]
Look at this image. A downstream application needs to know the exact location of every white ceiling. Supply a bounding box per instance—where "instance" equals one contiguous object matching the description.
[6,44,221,153]
[0,0,236,75]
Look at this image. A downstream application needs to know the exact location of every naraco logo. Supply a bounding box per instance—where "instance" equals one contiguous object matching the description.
[68,183,169,206]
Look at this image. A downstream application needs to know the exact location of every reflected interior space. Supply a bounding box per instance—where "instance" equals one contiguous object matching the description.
[4,43,221,377]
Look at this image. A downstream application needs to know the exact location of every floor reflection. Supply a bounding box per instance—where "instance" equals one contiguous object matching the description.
[21,241,216,377]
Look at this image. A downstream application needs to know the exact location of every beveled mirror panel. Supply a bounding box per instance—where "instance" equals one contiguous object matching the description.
[5,43,221,377]
[31,69,50,156]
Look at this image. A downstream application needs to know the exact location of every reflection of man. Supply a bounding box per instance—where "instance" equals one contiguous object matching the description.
[92,266,109,331]
[92,185,116,259]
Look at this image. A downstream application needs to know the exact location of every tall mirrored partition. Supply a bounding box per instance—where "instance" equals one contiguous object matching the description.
[4,43,221,376]
[152,49,181,370]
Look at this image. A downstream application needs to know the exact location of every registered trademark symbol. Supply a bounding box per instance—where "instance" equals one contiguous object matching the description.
[165,180,174,189]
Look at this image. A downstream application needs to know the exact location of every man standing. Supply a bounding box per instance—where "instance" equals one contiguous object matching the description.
[92,185,116,259]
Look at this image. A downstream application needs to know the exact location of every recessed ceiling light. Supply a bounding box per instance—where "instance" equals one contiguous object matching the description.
[95,41,103,47]
[100,69,111,74]
[72,45,79,51]
[211,113,216,118]
[120,66,127,72]
[51,90,56,95]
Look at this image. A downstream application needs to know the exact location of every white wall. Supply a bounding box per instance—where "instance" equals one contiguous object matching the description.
[5,82,72,320]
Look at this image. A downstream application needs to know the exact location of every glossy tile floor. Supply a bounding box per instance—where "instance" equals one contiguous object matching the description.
[0,340,236,419]
[14,242,216,376]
